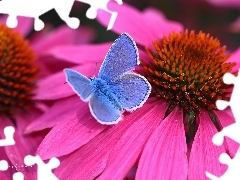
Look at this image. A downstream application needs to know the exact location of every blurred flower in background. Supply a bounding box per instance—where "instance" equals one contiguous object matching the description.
[205,0,240,34]
[206,0,240,8]
[23,1,240,180]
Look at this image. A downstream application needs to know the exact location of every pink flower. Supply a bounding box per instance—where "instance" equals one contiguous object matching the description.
[205,0,240,8]
[28,2,240,180]
[205,0,240,34]
[0,16,94,179]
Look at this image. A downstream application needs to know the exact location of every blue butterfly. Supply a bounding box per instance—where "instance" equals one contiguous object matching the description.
[64,33,151,125]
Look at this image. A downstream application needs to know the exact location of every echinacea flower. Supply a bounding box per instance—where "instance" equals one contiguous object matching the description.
[0,16,94,179]
[27,2,240,180]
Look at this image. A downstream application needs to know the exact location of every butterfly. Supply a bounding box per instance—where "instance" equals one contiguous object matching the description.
[64,33,151,125]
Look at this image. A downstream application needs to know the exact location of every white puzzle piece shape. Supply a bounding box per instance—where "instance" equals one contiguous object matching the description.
[0,160,8,171]
[206,148,240,180]
[0,126,15,147]
[24,155,60,180]
[206,70,240,179]
[0,0,123,31]
[12,172,24,180]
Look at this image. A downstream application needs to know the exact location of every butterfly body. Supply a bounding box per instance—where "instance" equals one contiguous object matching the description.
[64,33,151,124]
[90,77,123,112]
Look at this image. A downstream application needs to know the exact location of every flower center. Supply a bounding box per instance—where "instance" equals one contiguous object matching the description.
[141,30,236,124]
[0,25,37,118]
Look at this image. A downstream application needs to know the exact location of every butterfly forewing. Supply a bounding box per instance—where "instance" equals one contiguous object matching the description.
[109,73,151,111]
[98,33,139,82]
[64,69,93,101]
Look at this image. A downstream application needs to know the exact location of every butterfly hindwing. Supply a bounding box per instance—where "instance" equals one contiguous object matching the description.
[89,91,122,124]
[64,69,93,101]
[98,33,139,81]
[109,73,151,111]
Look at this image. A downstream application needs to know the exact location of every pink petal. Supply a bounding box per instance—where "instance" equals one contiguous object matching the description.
[97,2,183,46]
[36,102,107,159]
[35,55,76,78]
[0,171,12,180]
[34,64,101,100]
[0,148,13,179]
[31,25,95,54]
[136,108,188,180]
[227,47,240,73]
[0,16,33,37]
[25,96,82,133]
[46,42,112,64]
[142,8,183,39]
[98,99,168,180]
[228,16,240,33]
[214,110,239,157]
[54,98,159,179]
[15,16,34,37]
[0,109,45,174]
[188,111,227,180]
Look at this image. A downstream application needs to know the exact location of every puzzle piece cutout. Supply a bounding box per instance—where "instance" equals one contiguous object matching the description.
[0,0,122,31]
[213,71,240,144]
[206,148,240,180]
[0,160,24,180]
[216,72,240,121]
[24,155,60,180]
[0,155,60,180]
[0,126,15,147]
[80,0,123,30]
[0,160,8,171]
[206,70,240,179]
[0,126,60,179]
[12,172,24,180]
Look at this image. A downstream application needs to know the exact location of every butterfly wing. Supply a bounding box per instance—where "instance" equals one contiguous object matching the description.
[89,91,123,124]
[64,69,93,101]
[109,73,151,111]
[98,33,139,81]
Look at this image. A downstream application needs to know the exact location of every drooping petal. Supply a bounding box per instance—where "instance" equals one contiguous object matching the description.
[25,96,82,133]
[188,111,227,180]
[97,2,182,46]
[227,47,240,73]
[46,43,112,64]
[34,64,100,100]
[36,102,107,159]
[136,108,188,180]
[214,110,239,157]
[0,109,45,175]
[31,25,95,54]
[98,99,168,180]
[35,55,76,78]
[0,148,13,179]
[54,98,159,180]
